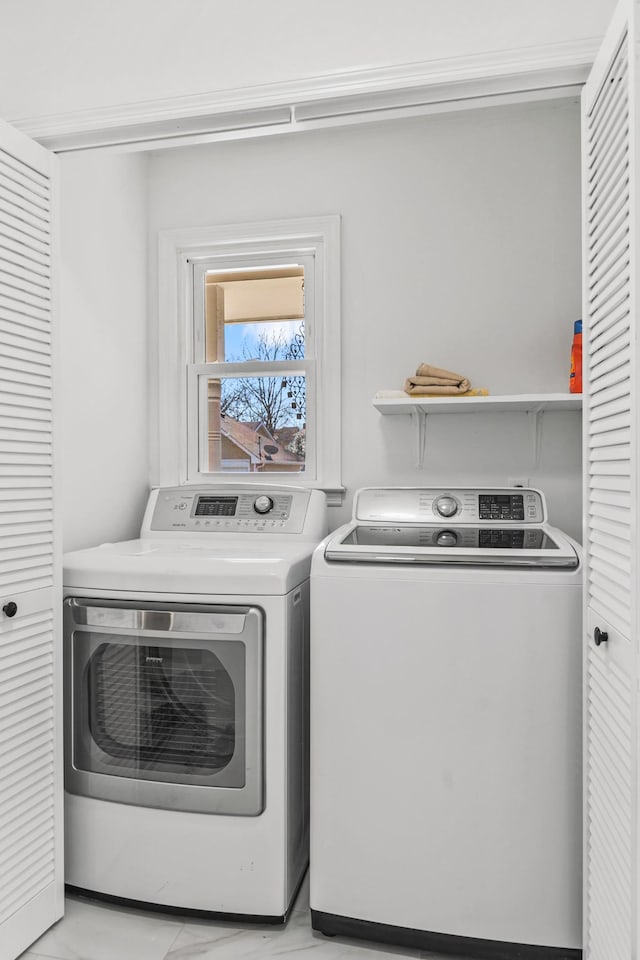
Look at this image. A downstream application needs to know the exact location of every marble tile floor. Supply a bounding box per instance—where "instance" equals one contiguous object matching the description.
[21,873,468,960]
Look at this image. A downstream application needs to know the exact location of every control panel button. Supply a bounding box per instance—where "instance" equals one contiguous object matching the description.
[436,530,458,547]
[253,495,274,515]
[434,496,458,518]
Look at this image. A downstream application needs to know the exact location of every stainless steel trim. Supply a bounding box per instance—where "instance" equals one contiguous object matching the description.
[324,549,579,568]
[67,598,248,634]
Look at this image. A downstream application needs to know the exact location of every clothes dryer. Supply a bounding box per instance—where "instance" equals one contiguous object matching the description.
[310,487,581,959]
[63,484,326,920]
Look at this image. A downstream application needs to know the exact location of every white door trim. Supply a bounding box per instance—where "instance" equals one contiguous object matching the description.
[13,39,597,153]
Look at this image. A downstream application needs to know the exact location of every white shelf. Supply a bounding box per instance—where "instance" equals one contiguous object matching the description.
[373,392,583,416]
[373,392,582,467]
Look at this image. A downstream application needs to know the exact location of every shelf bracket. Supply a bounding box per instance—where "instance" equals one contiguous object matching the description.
[414,408,428,468]
[527,407,544,468]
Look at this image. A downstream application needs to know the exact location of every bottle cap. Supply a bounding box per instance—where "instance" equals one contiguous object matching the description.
[574,319,582,334]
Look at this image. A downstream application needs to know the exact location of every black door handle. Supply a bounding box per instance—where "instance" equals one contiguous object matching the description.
[2,601,17,618]
[594,626,609,647]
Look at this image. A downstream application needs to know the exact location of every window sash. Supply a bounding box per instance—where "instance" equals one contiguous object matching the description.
[187,362,314,479]
[191,252,315,367]
[189,252,314,480]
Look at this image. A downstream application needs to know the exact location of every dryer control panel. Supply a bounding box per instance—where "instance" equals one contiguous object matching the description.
[354,487,546,524]
[145,484,319,535]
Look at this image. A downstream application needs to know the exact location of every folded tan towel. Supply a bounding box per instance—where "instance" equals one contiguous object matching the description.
[404,362,471,395]
[404,362,471,396]
[403,387,490,397]
[416,363,468,382]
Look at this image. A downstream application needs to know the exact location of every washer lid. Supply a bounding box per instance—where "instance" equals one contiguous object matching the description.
[323,522,579,568]
[63,539,315,595]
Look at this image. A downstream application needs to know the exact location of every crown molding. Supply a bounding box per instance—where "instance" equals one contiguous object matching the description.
[11,38,599,153]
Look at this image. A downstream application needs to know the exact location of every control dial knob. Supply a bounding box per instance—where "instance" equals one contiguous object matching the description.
[253,495,274,515]
[436,530,458,547]
[434,495,458,518]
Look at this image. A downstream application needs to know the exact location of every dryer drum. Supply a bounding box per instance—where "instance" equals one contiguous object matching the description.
[87,642,236,774]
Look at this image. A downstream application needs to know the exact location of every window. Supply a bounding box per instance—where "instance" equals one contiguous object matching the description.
[192,262,309,476]
[156,217,342,502]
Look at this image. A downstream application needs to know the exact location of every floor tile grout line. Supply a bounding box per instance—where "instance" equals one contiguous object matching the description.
[160,920,188,960]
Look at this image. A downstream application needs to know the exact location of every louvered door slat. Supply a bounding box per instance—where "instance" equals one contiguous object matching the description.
[591,318,630,360]
[0,607,55,931]
[0,184,50,231]
[0,262,50,297]
[0,465,53,478]
[588,180,628,246]
[588,76,628,171]
[589,799,631,895]
[0,382,51,405]
[590,557,631,597]
[0,283,51,315]
[589,486,631,509]
[591,288,628,329]
[1,342,51,369]
[0,224,50,262]
[590,371,630,408]
[588,254,629,306]
[0,863,55,925]
[590,410,630,434]
[0,239,50,279]
[589,426,631,448]
[589,117,628,192]
[1,803,53,857]
[589,475,631,496]
[0,310,51,339]
[588,34,627,112]
[0,317,51,347]
[0,118,61,960]
[590,718,632,793]
[588,148,629,220]
[589,194,627,255]
[584,613,635,959]
[1,672,52,713]
[582,25,637,956]
[589,234,629,292]
[590,357,630,390]
[0,151,48,195]
[590,539,631,577]
[0,317,52,346]
[589,220,629,277]
[587,162,629,226]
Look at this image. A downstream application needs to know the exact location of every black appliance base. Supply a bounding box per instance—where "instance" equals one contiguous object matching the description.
[311,910,581,960]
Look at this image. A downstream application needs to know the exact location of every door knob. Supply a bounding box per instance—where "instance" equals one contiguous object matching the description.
[2,601,17,618]
[594,626,609,646]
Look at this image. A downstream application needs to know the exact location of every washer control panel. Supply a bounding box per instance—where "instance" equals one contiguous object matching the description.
[354,487,545,524]
[148,486,310,533]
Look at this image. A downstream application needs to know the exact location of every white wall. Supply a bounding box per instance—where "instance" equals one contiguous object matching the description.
[59,151,150,551]
[147,98,583,540]
[0,0,615,122]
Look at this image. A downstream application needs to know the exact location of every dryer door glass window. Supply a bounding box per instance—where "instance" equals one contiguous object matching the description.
[64,599,264,816]
[84,640,242,783]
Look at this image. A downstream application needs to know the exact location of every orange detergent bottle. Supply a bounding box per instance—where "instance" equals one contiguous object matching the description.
[569,319,582,394]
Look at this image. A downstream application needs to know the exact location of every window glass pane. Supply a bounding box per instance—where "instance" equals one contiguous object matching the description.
[224,319,304,364]
[206,375,306,473]
[205,267,305,363]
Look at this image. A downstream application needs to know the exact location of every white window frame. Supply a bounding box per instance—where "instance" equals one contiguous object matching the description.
[156,216,343,504]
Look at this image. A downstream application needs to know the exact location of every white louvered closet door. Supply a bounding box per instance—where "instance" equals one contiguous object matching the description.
[582,1,638,957]
[0,118,62,960]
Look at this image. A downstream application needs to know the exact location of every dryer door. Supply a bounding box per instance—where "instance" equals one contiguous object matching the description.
[64,598,263,815]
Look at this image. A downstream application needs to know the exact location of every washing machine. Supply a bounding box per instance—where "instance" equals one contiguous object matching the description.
[310,487,582,959]
[63,483,327,920]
